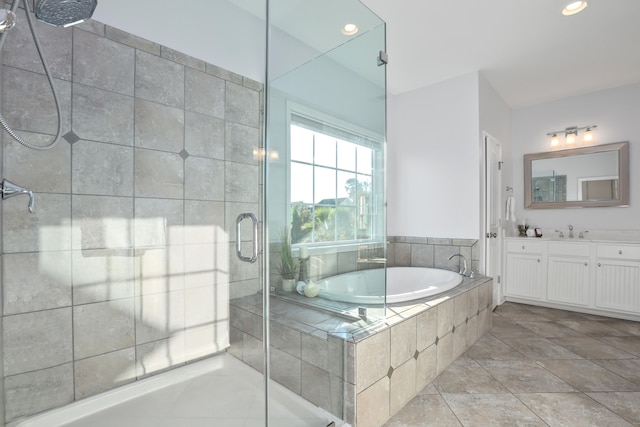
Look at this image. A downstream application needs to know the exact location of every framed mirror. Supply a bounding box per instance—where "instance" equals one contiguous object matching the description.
[524,141,629,209]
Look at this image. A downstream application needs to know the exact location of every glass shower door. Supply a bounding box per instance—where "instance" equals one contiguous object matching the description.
[265,0,386,424]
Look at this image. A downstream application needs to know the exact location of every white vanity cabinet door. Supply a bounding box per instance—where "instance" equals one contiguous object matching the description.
[547,256,591,306]
[505,252,545,300]
[595,244,640,312]
[546,242,591,306]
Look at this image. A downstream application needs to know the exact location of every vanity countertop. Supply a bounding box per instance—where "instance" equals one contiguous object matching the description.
[505,229,640,244]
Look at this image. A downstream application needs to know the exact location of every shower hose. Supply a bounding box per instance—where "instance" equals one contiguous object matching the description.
[0,0,61,151]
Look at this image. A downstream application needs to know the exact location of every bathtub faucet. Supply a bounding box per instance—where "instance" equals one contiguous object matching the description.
[448,253,468,277]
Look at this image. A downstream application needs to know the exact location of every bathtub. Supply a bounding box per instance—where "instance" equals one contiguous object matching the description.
[317,267,463,304]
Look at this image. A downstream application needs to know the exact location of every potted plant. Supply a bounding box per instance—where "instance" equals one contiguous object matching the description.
[277,228,298,291]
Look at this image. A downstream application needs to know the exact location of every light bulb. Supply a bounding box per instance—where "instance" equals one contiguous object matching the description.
[562,1,588,15]
[566,132,576,144]
[341,24,359,36]
[583,128,593,142]
[550,134,560,147]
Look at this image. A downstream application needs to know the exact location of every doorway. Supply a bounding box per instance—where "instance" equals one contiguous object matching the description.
[483,133,503,308]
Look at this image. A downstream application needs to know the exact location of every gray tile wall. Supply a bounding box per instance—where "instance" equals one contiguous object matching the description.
[1,10,261,424]
[387,235,480,274]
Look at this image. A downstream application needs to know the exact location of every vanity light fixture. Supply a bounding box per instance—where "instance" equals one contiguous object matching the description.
[546,125,597,148]
[562,0,588,16]
[565,127,578,145]
[341,23,359,36]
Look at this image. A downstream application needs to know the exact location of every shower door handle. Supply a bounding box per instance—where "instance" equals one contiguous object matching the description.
[236,213,258,263]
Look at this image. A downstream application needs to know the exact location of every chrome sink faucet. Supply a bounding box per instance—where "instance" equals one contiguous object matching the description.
[568,224,574,238]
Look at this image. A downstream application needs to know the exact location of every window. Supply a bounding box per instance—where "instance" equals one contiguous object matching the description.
[289,114,374,245]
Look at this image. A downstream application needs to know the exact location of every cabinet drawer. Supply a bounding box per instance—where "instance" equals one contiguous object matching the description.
[597,244,640,260]
[506,239,545,254]
[548,242,591,257]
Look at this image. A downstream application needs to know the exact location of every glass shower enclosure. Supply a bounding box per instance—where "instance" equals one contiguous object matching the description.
[266,0,387,321]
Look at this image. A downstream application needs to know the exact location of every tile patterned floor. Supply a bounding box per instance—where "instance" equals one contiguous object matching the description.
[385,302,640,426]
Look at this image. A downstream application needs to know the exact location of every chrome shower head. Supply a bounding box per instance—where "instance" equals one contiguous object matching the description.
[35,0,97,28]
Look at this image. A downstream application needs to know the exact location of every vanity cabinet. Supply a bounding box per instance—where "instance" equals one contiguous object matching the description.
[595,244,640,312]
[505,240,545,300]
[504,238,640,320]
[546,242,591,307]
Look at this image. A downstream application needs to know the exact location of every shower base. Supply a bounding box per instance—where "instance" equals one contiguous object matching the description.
[13,354,342,427]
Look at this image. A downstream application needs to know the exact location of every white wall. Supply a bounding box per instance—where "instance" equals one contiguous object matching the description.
[511,82,640,231]
[387,72,480,238]
[479,74,513,228]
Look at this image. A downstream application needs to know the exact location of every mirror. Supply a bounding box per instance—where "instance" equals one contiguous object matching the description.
[524,141,629,209]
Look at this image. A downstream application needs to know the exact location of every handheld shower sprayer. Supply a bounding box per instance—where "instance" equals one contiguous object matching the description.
[2,179,35,213]
[0,0,98,151]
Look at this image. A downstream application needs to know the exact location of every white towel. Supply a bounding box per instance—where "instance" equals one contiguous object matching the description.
[505,195,516,222]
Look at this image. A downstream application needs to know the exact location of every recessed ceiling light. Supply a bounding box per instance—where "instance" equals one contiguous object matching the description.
[341,23,359,36]
[562,1,588,16]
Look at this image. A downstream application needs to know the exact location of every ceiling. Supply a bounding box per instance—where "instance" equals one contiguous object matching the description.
[360,0,640,108]
[94,0,640,110]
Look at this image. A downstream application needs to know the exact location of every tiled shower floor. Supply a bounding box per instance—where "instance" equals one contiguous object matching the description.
[21,355,339,427]
[385,302,640,426]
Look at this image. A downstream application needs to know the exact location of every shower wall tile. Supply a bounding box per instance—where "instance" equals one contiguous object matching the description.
[161,46,206,72]
[2,67,71,135]
[436,331,453,375]
[135,51,184,108]
[185,68,225,118]
[72,249,135,305]
[71,195,134,250]
[3,8,72,80]
[184,200,225,245]
[271,322,302,359]
[73,29,135,95]
[225,82,260,128]
[106,26,161,56]
[3,307,72,375]
[228,241,260,283]
[185,111,225,159]
[73,299,135,359]
[74,347,136,400]
[225,202,260,243]
[134,100,185,152]
[184,156,225,201]
[135,198,184,247]
[2,17,262,422]
[225,121,260,164]
[134,148,184,199]
[72,140,134,196]
[271,346,302,394]
[225,162,259,203]
[394,243,411,266]
[301,362,332,410]
[135,334,186,378]
[135,290,185,344]
[2,193,71,253]
[75,19,105,36]
[3,251,72,315]
[135,246,185,296]
[184,243,228,289]
[4,363,74,421]
[3,133,71,193]
[206,63,244,85]
[72,84,134,145]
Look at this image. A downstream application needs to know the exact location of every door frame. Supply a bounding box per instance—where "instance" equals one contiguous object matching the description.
[480,131,503,308]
